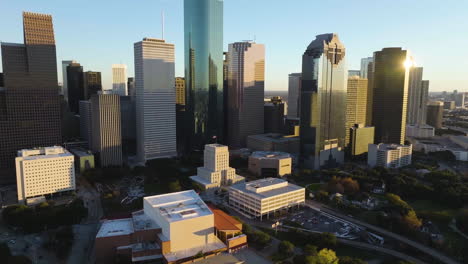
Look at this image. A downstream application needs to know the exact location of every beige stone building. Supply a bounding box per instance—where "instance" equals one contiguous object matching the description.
[248,151,292,177]
[346,76,368,145]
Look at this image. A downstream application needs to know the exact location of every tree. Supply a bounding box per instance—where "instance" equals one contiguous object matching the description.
[316,248,339,264]
[168,180,182,192]
[341,177,360,195]
[340,256,366,264]
[8,256,32,264]
[303,244,318,256]
[0,242,11,260]
[317,233,337,249]
[402,210,422,229]
[278,240,294,257]
[456,209,468,233]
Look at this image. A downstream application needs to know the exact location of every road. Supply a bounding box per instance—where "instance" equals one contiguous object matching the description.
[307,200,460,264]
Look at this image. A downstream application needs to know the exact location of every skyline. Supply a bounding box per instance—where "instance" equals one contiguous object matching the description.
[1,0,467,92]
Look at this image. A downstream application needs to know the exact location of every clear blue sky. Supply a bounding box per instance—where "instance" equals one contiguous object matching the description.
[1,0,467,92]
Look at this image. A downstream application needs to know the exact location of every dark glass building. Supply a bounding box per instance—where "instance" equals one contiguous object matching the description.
[184,0,224,151]
[264,97,285,134]
[67,62,84,113]
[83,71,102,100]
[0,12,62,183]
[300,34,347,169]
[371,48,410,145]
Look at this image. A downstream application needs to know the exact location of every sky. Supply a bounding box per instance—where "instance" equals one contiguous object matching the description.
[1,0,467,92]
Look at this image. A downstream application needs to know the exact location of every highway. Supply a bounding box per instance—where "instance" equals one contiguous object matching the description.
[307,200,460,264]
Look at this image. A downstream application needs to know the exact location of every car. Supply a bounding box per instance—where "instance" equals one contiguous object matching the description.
[8,239,15,244]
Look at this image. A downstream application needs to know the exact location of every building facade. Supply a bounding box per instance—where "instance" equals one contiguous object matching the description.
[227,42,265,148]
[287,73,301,119]
[248,151,292,177]
[247,133,300,154]
[407,67,428,125]
[0,12,62,183]
[264,97,285,134]
[79,100,92,147]
[350,124,375,156]
[184,0,224,150]
[90,94,123,167]
[176,77,186,155]
[368,143,412,168]
[372,48,410,145]
[190,144,244,190]
[300,33,347,169]
[134,38,177,163]
[229,178,305,220]
[426,101,444,129]
[360,57,373,79]
[346,76,368,145]
[66,62,84,113]
[61,60,76,101]
[112,64,127,96]
[83,71,102,99]
[16,146,75,204]
[127,77,135,98]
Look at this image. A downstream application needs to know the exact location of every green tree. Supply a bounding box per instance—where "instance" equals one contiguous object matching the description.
[168,180,182,192]
[0,242,11,260]
[278,240,294,257]
[304,244,318,256]
[340,256,366,264]
[316,248,339,264]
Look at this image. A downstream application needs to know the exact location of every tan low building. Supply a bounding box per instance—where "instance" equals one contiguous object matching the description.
[248,151,292,177]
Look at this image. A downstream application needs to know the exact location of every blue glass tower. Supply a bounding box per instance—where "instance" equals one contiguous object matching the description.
[184,0,224,151]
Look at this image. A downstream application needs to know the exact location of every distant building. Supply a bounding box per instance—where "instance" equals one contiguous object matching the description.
[83,71,102,99]
[247,133,300,154]
[409,136,468,161]
[112,64,128,96]
[368,143,412,168]
[16,146,75,205]
[406,124,434,138]
[127,77,135,98]
[248,151,292,177]
[67,62,84,113]
[407,67,428,125]
[227,42,265,148]
[62,60,76,101]
[348,70,360,77]
[346,76,368,145]
[426,101,444,129]
[372,48,410,145]
[360,57,373,79]
[95,190,228,264]
[443,101,456,110]
[190,144,244,190]
[264,96,285,133]
[175,77,185,106]
[175,77,186,155]
[70,148,95,173]
[287,73,301,118]
[350,124,374,156]
[90,94,123,167]
[229,178,305,220]
[134,38,177,163]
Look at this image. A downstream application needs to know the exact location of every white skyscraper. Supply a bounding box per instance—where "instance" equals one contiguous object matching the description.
[112,64,128,96]
[288,73,301,118]
[62,60,76,101]
[360,57,373,79]
[134,38,177,163]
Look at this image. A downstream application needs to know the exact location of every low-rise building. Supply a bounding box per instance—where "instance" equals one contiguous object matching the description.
[208,205,247,252]
[69,148,95,173]
[229,178,305,220]
[349,124,374,156]
[248,151,292,177]
[247,133,300,154]
[408,136,468,161]
[15,146,75,205]
[190,144,244,190]
[406,124,435,138]
[367,143,412,168]
[95,190,228,264]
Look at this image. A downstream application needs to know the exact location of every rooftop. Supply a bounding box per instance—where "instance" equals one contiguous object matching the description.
[96,218,134,238]
[144,190,212,223]
[250,151,291,160]
[207,205,242,232]
[230,178,304,200]
[17,146,73,160]
[374,143,411,151]
[248,133,299,142]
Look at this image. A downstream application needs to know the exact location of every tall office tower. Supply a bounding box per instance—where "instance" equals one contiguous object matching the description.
[67,62,84,113]
[300,33,347,169]
[372,48,410,145]
[83,71,102,99]
[127,77,135,98]
[0,12,62,182]
[184,0,224,150]
[134,38,177,163]
[288,73,301,118]
[360,57,373,78]
[453,90,465,108]
[79,100,92,147]
[407,67,428,125]
[62,60,76,100]
[176,77,186,155]
[90,94,123,167]
[348,70,360,77]
[426,101,444,129]
[264,97,285,133]
[365,60,374,126]
[223,51,229,143]
[227,42,265,148]
[175,77,185,106]
[350,124,374,156]
[120,96,136,155]
[346,76,368,145]
[112,64,128,96]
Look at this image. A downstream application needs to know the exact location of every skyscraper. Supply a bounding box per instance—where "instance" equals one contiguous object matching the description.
[372,48,410,145]
[79,100,92,147]
[360,57,373,79]
[426,101,444,129]
[407,67,428,125]
[127,77,135,98]
[0,12,62,182]
[184,0,224,150]
[112,64,128,96]
[67,62,84,113]
[91,94,123,167]
[288,73,301,119]
[300,34,347,169]
[264,97,285,134]
[176,77,186,155]
[134,38,177,163]
[227,41,265,148]
[83,71,102,100]
[62,60,76,100]
[365,59,374,126]
[346,76,368,145]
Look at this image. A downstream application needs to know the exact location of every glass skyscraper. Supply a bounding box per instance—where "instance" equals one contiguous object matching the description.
[300,34,347,169]
[184,0,224,151]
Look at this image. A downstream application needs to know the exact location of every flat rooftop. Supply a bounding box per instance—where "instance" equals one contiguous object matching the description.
[250,151,291,159]
[230,178,304,200]
[248,133,299,142]
[144,190,212,223]
[208,205,241,232]
[96,218,134,238]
